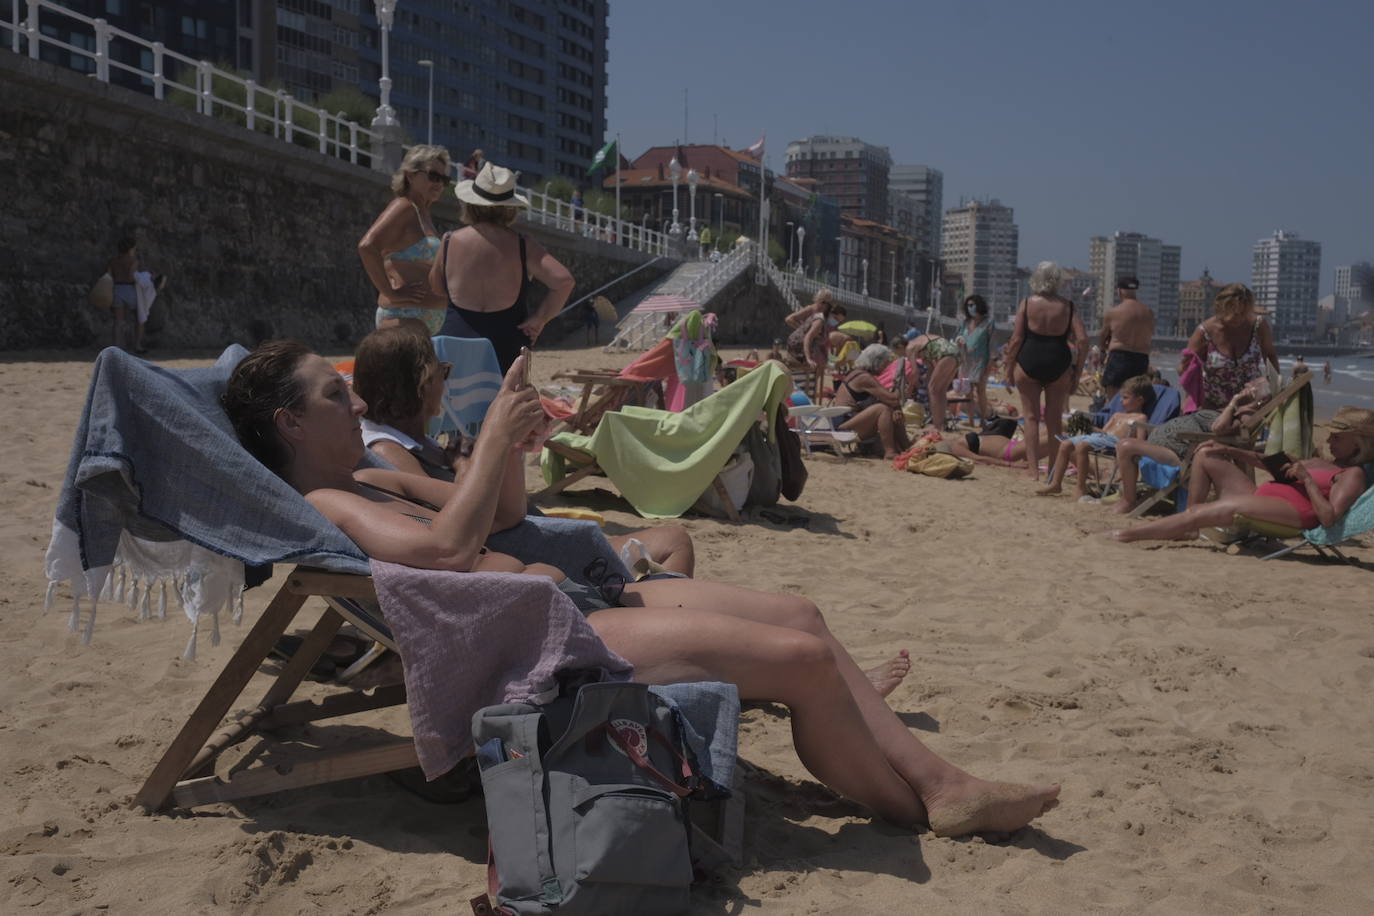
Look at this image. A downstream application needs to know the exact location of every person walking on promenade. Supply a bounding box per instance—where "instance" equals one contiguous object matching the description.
[1098,277,1155,402]
[432,162,575,372]
[463,148,484,179]
[1324,360,1333,384]
[1003,262,1089,480]
[357,145,452,335]
[956,294,994,426]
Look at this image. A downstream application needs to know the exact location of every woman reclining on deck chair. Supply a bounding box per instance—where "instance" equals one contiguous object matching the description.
[223,340,1061,838]
[1106,406,1374,543]
[352,324,913,694]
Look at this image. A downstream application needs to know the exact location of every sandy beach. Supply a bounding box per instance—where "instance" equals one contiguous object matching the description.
[3,342,1373,914]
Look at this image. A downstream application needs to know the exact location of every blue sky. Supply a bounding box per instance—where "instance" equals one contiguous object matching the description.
[607,0,1374,294]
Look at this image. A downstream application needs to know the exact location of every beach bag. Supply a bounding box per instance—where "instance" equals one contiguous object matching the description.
[691,451,753,518]
[906,450,974,479]
[773,408,807,501]
[471,679,700,916]
[743,422,781,508]
[89,272,113,310]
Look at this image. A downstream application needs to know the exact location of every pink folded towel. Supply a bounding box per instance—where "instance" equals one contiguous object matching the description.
[369,561,633,779]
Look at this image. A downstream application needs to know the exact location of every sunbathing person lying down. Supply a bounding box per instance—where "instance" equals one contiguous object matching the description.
[223,340,1061,837]
[350,323,908,692]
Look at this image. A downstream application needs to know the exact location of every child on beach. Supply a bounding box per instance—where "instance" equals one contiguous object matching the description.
[1037,375,1155,501]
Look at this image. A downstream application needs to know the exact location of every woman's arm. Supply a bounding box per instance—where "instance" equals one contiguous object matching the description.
[428,234,448,298]
[1069,309,1089,383]
[1257,320,1280,374]
[1181,324,1207,375]
[311,358,545,570]
[357,200,406,300]
[517,239,575,343]
[1002,302,1027,380]
[802,317,823,366]
[853,372,900,408]
[784,304,816,329]
[1293,463,1366,528]
[1211,390,1250,434]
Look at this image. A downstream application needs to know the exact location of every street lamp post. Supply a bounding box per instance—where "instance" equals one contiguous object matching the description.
[862,258,869,298]
[890,250,897,303]
[668,157,683,238]
[713,192,723,248]
[786,222,795,266]
[417,59,434,144]
[795,225,805,274]
[372,1,399,129]
[686,169,699,244]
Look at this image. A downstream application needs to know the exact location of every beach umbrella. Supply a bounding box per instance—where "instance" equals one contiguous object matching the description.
[837,320,878,340]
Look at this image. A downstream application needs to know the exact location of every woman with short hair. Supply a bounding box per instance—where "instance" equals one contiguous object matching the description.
[431,163,575,372]
[357,144,452,335]
[832,344,911,459]
[1002,262,1089,479]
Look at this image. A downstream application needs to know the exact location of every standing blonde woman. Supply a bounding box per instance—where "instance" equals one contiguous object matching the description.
[357,145,452,335]
[1003,262,1089,479]
[784,288,836,399]
[1182,283,1280,410]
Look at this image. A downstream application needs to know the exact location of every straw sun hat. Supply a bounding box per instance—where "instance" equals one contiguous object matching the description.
[455,162,529,208]
[1328,406,1374,437]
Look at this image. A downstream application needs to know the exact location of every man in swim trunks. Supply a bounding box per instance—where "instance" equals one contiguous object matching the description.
[1098,276,1155,401]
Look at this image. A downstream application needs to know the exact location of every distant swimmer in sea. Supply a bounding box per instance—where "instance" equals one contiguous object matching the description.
[1098,276,1155,403]
[1324,360,1332,384]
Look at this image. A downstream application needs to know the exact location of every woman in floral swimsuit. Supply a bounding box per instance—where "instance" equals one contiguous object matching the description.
[1182,283,1280,409]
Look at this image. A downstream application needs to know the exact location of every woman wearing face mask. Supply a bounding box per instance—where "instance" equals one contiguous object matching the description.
[956,295,993,426]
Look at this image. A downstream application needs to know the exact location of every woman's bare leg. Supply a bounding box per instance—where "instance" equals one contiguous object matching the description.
[1110,493,1303,542]
[1037,439,1075,494]
[1071,442,1095,498]
[1014,369,1046,479]
[973,372,990,424]
[928,357,958,430]
[591,601,1059,834]
[1042,372,1073,447]
[1113,440,1180,514]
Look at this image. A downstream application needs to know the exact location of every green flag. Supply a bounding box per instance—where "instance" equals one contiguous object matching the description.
[587,138,616,175]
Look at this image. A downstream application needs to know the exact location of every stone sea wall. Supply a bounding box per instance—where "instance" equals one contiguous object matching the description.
[0,53,668,351]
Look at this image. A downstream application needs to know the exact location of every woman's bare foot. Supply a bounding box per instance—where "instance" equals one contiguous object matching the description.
[1036,483,1061,496]
[925,776,1061,837]
[1101,528,1133,542]
[1112,499,1137,515]
[1024,469,1041,481]
[863,649,911,697]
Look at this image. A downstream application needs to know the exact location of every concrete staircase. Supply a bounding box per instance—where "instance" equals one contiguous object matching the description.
[606,243,757,349]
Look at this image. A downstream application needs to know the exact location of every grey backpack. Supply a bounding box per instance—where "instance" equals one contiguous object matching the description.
[470,679,701,915]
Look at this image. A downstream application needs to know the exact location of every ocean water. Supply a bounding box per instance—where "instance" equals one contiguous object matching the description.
[1149,353,1374,419]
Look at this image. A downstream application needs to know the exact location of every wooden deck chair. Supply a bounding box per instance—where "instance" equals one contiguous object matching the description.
[132,568,416,811]
[550,370,662,436]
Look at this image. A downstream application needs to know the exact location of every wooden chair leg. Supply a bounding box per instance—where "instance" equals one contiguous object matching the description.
[712,477,741,523]
[132,585,308,811]
[533,462,601,500]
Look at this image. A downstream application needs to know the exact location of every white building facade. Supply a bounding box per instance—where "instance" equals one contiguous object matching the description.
[1252,231,1322,341]
[942,199,1020,321]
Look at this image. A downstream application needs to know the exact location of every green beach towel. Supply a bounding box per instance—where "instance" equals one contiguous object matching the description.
[1263,381,1313,460]
[542,362,791,518]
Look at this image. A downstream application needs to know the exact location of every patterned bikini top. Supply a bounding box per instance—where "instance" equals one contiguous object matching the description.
[385,201,441,263]
[1200,317,1263,408]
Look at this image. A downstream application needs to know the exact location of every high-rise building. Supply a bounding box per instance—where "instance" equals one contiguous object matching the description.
[784,136,892,224]
[359,1,609,183]
[889,165,943,260]
[941,199,1019,321]
[1088,231,1181,332]
[1178,269,1225,336]
[1334,262,1374,324]
[1252,231,1322,341]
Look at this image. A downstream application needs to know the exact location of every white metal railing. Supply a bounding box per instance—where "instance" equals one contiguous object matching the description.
[521,184,671,257]
[762,259,966,336]
[6,1,675,257]
[4,0,374,164]
[604,241,756,350]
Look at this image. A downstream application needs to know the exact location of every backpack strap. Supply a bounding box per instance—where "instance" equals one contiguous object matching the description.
[598,721,698,798]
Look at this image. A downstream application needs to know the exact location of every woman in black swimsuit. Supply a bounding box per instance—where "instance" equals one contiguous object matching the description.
[221,341,1061,839]
[1002,262,1088,480]
[431,163,575,372]
[831,344,910,459]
